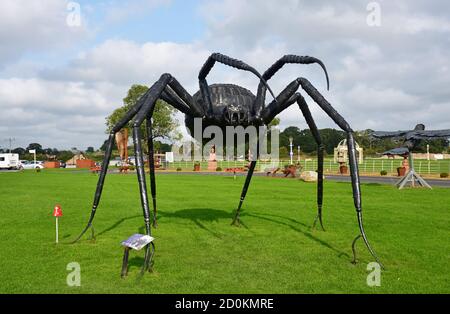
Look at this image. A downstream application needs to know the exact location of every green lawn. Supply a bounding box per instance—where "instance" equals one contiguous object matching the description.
[0,169,449,293]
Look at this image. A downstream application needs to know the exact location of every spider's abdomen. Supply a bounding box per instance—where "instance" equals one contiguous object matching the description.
[193,84,256,113]
[185,84,256,134]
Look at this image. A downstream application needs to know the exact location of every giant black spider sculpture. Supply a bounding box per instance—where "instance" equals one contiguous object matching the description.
[74,53,383,272]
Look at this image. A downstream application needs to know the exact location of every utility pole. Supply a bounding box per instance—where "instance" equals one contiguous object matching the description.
[289,137,294,165]
[5,138,15,153]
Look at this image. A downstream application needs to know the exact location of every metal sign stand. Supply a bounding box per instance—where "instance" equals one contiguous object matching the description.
[396,152,432,189]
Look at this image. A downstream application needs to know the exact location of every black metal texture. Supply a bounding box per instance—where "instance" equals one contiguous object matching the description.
[146,116,158,228]
[351,234,362,264]
[198,53,276,118]
[348,133,383,267]
[297,94,325,231]
[262,55,329,88]
[72,133,115,243]
[121,247,130,278]
[132,126,151,235]
[232,160,258,226]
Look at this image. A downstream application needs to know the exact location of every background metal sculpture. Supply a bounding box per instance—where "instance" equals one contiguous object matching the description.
[73,53,383,273]
[372,124,450,189]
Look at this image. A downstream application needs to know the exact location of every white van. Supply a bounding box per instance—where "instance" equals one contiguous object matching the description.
[0,153,21,170]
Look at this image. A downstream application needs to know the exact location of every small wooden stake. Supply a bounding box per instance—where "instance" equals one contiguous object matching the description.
[55,217,59,244]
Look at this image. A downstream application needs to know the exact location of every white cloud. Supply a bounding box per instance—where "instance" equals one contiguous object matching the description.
[0,0,88,68]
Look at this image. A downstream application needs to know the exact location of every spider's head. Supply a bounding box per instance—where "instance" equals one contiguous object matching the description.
[223,104,248,125]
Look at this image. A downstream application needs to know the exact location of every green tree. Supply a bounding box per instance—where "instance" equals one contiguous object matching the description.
[26,143,43,153]
[57,150,75,162]
[268,117,280,128]
[105,84,180,142]
[86,147,94,153]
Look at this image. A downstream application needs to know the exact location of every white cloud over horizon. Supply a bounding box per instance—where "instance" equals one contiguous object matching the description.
[0,0,449,150]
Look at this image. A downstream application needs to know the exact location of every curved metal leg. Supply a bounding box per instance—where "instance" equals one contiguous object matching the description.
[146,117,158,228]
[348,133,384,269]
[351,234,361,264]
[313,146,325,231]
[72,133,115,243]
[121,247,130,278]
[232,161,257,226]
[297,94,325,231]
[132,126,155,276]
[312,204,325,231]
[298,77,383,266]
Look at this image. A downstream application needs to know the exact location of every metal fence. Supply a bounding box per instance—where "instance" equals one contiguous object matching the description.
[164,158,450,175]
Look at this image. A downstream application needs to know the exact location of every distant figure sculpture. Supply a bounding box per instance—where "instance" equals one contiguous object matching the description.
[209,145,217,161]
[401,156,409,172]
[208,145,217,171]
[115,129,129,162]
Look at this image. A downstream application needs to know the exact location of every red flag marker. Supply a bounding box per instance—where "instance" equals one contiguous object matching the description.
[53,204,63,243]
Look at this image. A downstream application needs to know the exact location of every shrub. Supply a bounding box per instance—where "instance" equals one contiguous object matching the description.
[193,162,201,171]
[440,172,449,178]
[216,167,222,172]
[176,167,182,172]
[128,165,135,171]
[380,170,388,176]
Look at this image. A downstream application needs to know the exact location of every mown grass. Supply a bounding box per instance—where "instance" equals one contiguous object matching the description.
[0,169,449,293]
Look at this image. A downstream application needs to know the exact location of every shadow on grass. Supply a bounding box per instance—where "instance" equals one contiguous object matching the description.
[91,208,237,239]
[91,207,348,259]
[334,181,392,187]
[96,215,141,237]
[244,212,350,259]
[159,208,242,238]
[363,183,384,187]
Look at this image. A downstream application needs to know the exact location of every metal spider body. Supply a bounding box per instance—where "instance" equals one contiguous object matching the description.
[185,84,259,133]
[74,53,383,274]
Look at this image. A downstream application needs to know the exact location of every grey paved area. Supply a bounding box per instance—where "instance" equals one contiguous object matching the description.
[2,169,448,187]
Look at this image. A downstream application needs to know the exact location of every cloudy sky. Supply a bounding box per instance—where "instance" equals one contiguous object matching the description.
[0,0,449,150]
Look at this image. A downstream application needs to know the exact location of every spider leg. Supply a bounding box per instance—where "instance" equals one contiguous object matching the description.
[231,160,258,226]
[72,89,152,243]
[146,116,157,228]
[132,124,154,274]
[199,53,276,118]
[255,55,329,118]
[73,74,197,244]
[297,94,325,231]
[262,82,326,231]
[131,74,182,273]
[297,77,384,268]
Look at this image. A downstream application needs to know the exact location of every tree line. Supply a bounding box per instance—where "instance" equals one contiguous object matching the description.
[0,143,95,162]
[278,127,449,158]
